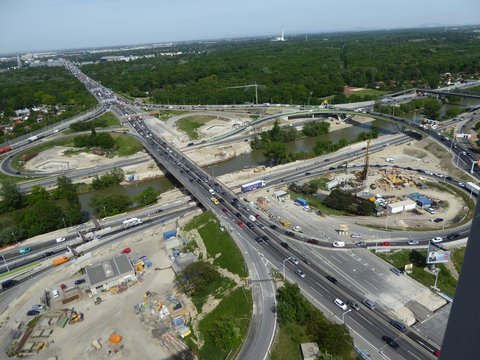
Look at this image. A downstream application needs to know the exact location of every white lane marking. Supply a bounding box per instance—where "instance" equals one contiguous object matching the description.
[407,350,422,360]
[364,279,378,290]
[349,317,364,328]
[331,255,342,263]
[356,313,373,326]
[310,286,323,297]
[315,281,329,292]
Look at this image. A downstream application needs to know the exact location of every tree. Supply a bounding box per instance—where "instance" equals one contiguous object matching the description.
[135,187,159,206]
[209,318,242,352]
[90,193,131,217]
[54,175,77,200]
[27,185,49,205]
[13,199,64,237]
[263,142,287,164]
[0,180,25,212]
[174,261,220,296]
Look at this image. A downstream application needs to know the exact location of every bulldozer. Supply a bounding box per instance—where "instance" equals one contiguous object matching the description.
[69,311,84,325]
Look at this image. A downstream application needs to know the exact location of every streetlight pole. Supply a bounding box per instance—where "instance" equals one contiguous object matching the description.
[282,258,288,281]
[342,309,352,324]
[62,217,67,229]
[1,255,9,273]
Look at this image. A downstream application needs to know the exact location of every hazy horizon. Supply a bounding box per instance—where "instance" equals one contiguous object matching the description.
[1,0,479,55]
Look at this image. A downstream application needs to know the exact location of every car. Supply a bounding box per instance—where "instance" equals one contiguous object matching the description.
[288,256,299,265]
[380,241,391,246]
[121,247,132,254]
[236,220,245,228]
[261,236,269,243]
[258,224,266,230]
[60,283,67,291]
[362,299,376,310]
[328,167,335,170]
[255,236,263,243]
[381,335,399,350]
[295,269,306,278]
[55,237,66,243]
[280,242,289,249]
[285,231,295,237]
[42,251,55,258]
[19,247,31,254]
[390,267,404,276]
[332,241,345,248]
[218,198,225,203]
[346,300,360,311]
[155,208,164,213]
[433,218,444,223]
[431,237,443,243]
[52,289,60,298]
[270,224,278,230]
[235,212,242,218]
[326,275,337,284]
[334,298,348,311]
[446,233,460,240]
[307,239,319,245]
[74,279,86,285]
[355,241,366,247]
[27,310,40,316]
[350,234,363,239]
[246,222,254,228]
[407,240,419,245]
[302,258,311,265]
[222,208,228,214]
[389,319,407,332]
[458,182,466,187]
[31,304,45,311]
[304,172,311,175]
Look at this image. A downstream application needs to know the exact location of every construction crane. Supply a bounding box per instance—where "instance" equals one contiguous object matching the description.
[226,82,261,105]
[360,139,372,182]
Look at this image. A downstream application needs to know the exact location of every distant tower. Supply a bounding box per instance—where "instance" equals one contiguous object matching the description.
[280,27,285,41]
[16,55,22,68]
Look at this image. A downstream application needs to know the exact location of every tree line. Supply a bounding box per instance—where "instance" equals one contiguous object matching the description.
[81,28,480,105]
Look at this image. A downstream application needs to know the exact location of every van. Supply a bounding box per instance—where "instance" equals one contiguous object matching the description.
[390,319,406,332]
[1,279,18,289]
[362,299,376,310]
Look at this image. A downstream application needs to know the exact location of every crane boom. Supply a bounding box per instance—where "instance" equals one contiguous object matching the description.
[226,82,260,104]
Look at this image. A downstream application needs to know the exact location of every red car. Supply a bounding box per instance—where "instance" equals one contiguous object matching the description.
[236,220,245,228]
[60,283,67,291]
[121,247,132,254]
[381,241,392,246]
[222,208,228,214]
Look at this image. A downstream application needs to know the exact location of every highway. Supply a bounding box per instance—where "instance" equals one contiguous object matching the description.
[7,60,476,358]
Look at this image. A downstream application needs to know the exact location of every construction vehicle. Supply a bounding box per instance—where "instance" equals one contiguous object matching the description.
[94,297,102,305]
[68,310,84,325]
[359,139,372,181]
[52,256,69,266]
[337,224,349,235]
[136,260,145,272]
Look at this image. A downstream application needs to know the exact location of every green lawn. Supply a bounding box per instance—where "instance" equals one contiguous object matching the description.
[176,115,217,139]
[110,133,144,156]
[191,276,236,313]
[198,287,252,360]
[287,190,350,216]
[198,221,248,277]
[452,247,466,274]
[183,211,214,231]
[0,262,40,279]
[98,112,121,127]
[269,322,312,360]
[155,110,189,121]
[377,249,457,296]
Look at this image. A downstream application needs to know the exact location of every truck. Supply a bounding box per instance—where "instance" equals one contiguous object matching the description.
[241,180,266,193]
[337,224,349,235]
[466,182,480,196]
[1,279,18,289]
[0,145,12,154]
[123,217,143,228]
[279,219,291,228]
[52,256,69,266]
[294,197,308,207]
[27,135,39,143]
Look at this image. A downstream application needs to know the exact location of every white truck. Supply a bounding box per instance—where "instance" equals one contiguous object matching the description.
[123,217,143,229]
[28,135,39,143]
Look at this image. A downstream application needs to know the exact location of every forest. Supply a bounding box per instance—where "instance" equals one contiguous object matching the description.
[80,28,480,105]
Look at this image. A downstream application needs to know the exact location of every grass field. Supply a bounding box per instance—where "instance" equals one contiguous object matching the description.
[452,247,466,274]
[155,110,189,121]
[110,133,144,156]
[191,276,236,312]
[176,115,218,139]
[269,322,312,360]
[377,249,457,296]
[0,262,40,279]
[198,220,248,277]
[287,190,350,216]
[198,287,252,360]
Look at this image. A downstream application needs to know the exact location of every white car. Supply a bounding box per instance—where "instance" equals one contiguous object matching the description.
[288,256,299,265]
[431,237,443,243]
[458,182,466,187]
[332,241,345,248]
[292,226,303,233]
[334,298,348,311]
[350,234,363,239]
[295,269,306,278]
[52,289,60,298]
[31,304,45,311]
[55,237,66,243]
[408,240,419,245]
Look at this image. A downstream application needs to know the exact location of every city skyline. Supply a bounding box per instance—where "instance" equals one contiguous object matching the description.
[0,0,479,55]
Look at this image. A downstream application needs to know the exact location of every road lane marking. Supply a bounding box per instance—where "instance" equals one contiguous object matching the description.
[331,255,342,263]
[356,313,373,326]
[364,279,378,290]
[309,286,323,297]
[407,350,422,360]
[315,281,329,292]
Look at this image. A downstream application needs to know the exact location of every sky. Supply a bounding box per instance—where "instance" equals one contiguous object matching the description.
[0,0,479,55]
